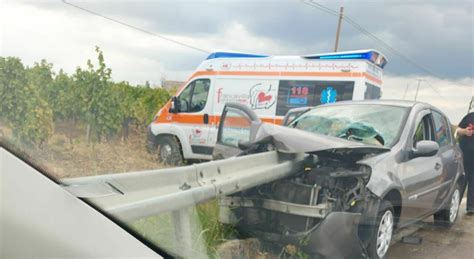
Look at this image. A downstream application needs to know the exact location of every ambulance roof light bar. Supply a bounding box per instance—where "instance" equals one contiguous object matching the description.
[302,49,388,69]
[205,49,388,69]
[206,51,269,60]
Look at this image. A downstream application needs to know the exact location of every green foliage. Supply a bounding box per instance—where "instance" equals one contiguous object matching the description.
[73,47,122,142]
[1,47,173,146]
[134,86,171,125]
[28,59,54,98]
[196,201,236,255]
[0,57,53,146]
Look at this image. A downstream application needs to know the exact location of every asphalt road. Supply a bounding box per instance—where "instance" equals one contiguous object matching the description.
[388,198,474,258]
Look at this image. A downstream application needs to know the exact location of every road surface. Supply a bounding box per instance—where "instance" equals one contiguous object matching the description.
[389,198,474,258]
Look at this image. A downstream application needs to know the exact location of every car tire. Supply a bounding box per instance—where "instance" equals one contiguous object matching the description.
[156,136,184,166]
[433,183,461,228]
[366,200,394,259]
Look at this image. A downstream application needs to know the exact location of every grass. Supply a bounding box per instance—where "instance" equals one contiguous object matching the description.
[130,201,237,258]
[0,121,165,179]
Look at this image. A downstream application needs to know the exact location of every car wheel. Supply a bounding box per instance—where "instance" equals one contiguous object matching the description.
[434,183,461,228]
[366,200,394,259]
[157,136,184,166]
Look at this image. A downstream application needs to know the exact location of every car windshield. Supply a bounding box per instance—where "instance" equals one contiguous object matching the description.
[289,104,409,147]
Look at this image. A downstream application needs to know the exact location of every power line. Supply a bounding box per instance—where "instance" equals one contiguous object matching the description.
[420,79,443,98]
[301,0,439,78]
[61,0,210,54]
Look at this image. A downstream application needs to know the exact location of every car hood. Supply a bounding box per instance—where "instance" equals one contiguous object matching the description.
[253,123,389,158]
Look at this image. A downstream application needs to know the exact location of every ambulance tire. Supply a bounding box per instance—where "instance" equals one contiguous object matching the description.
[156,135,184,166]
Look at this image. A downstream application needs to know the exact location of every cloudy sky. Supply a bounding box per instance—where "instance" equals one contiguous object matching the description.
[1,0,472,122]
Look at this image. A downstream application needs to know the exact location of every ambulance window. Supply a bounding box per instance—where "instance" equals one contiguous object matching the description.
[190,79,210,112]
[365,83,381,99]
[177,83,193,112]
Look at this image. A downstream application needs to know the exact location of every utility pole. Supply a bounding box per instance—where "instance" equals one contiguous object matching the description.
[414,79,422,101]
[334,7,344,52]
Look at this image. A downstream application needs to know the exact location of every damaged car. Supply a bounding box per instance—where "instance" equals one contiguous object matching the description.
[213,100,465,258]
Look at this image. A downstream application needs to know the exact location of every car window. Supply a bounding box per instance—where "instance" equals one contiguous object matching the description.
[413,114,434,147]
[413,120,425,144]
[218,108,252,148]
[432,111,450,147]
[177,82,193,112]
[190,79,210,112]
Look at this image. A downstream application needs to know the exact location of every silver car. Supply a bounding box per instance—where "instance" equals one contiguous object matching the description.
[213,100,465,258]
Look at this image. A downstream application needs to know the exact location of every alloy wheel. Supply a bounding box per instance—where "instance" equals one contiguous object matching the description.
[376,210,394,258]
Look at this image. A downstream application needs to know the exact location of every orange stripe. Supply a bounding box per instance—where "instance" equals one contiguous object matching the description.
[155,112,283,126]
[363,73,383,85]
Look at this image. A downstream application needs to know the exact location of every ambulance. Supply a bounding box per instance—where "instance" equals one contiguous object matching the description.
[147,49,388,165]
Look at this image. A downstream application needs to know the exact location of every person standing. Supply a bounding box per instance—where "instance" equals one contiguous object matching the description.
[457,112,474,213]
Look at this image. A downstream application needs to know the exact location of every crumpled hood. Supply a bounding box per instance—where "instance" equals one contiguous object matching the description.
[253,123,389,157]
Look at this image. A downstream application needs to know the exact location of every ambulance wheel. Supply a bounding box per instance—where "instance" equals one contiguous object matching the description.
[157,136,183,166]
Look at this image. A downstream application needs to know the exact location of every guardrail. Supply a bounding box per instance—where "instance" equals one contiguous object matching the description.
[61,151,307,257]
[62,151,307,221]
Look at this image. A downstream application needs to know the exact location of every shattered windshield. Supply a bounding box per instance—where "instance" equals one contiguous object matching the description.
[289,104,409,147]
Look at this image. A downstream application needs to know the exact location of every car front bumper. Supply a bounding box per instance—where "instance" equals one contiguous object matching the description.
[243,211,365,258]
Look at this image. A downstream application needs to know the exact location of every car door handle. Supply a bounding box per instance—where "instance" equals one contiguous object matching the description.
[435,163,442,170]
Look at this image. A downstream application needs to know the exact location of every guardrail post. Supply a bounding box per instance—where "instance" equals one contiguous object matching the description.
[172,208,193,258]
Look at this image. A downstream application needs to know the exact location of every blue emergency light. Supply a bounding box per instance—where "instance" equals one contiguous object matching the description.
[303,49,388,68]
[206,52,269,60]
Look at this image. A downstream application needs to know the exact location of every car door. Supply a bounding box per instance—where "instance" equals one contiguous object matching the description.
[399,110,443,220]
[212,103,261,160]
[431,110,458,210]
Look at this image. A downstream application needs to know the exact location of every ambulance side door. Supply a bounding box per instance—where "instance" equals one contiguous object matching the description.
[174,78,213,156]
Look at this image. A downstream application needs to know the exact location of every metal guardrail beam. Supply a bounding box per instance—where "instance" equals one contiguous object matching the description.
[61,151,307,222]
[219,196,330,218]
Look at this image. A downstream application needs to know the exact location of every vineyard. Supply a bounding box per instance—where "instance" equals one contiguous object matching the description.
[0,47,175,178]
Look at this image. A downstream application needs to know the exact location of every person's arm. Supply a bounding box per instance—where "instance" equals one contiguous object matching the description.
[455,127,472,138]
[456,114,473,138]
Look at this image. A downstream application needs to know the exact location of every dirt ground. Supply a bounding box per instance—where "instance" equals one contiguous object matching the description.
[389,197,474,258]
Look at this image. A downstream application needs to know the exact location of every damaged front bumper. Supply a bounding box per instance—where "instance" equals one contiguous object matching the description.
[219,196,366,258]
[259,211,363,258]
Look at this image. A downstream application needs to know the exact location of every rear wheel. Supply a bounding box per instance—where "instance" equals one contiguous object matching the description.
[434,183,461,227]
[156,136,184,166]
[366,200,394,259]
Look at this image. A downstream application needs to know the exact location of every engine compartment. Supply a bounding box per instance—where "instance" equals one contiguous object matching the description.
[219,153,375,248]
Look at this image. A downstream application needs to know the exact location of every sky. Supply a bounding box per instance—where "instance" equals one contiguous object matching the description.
[0,0,473,122]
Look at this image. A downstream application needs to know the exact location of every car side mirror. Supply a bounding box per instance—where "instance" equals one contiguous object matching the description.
[411,140,439,158]
[169,97,178,113]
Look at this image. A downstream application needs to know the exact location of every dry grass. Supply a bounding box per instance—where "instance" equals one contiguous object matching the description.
[0,121,165,179]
